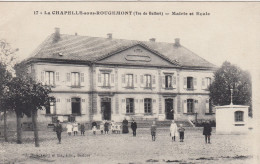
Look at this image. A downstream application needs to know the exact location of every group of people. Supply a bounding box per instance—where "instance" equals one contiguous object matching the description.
[66,121,85,136]
[55,119,212,144]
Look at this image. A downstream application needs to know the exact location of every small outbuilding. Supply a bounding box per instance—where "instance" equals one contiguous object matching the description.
[215,104,249,134]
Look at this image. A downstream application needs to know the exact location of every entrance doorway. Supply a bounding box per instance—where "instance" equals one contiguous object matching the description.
[165,98,174,120]
[101,97,111,120]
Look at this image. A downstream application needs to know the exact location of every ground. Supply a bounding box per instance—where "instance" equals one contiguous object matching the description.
[0,128,258,164]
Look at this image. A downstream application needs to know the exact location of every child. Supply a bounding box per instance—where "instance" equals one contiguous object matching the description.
[92,121,97,135]
[150,121,157,141]
[73,121,78,136]
[178,124,185,142]
[100,121,104,134]
[104,121,109,134]
[80,123,85,136]
[170,120,178,141]
[66,122,73,136]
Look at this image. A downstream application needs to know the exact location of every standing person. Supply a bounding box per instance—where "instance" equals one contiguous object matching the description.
[55,120,63,144]
[66,122,73,136]
[122,118,129,134]
[170,120,178,141]
[131,119,137,137]
[178,124,185,142]
[150,121,157,141]
[203,120,212,144]
[92,121,97,135]
[104,121,109,134]
[100,121,105,134]
[80,123,85,136]
[73,121,78,136]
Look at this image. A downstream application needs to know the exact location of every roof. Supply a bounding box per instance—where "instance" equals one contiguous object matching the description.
[27,33,216,69]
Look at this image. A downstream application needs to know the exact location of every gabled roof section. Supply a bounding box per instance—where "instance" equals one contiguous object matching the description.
[27,32,216,69]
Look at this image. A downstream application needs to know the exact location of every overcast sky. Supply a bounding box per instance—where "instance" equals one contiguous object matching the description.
[0,2,259,72]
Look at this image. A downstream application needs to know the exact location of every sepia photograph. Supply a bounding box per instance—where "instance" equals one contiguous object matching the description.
[0,2,259,164]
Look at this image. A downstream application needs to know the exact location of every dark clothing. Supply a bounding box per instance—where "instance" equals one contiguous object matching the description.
[55,123,62,143]
[151,125,156,136]
[104,122,109,132]
[80,124,85,132]
[203,124,212,136]
[92,122,97,128]
[122,119,129,133]
[179,132,184,140]
[131,121,137,136]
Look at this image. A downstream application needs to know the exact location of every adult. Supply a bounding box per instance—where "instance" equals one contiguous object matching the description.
[203,120,212,144]
[73,121,78,136]
[66,122,73,136]
[170,120,178,141]
[122,118,129,133]
[55,120,63,144]
[131,119,137,136]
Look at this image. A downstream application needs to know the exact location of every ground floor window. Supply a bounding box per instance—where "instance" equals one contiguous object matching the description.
[126,98,134,114]
[235,111,244,122]
[187,99,194,113]
[72,98,81,115]
[144,98,152,114]
[46,97,56,114]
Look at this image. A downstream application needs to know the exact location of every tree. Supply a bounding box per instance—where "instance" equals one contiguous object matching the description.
[0,40,18,142]
[4,76,51,146]
[209,61,252,115]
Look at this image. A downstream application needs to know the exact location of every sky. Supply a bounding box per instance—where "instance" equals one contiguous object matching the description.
[0,2,259,72]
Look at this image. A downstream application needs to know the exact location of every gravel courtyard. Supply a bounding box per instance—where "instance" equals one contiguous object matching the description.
[0,128,257,164]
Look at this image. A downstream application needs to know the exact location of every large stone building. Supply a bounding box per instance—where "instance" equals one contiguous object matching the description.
[24,28,216,124]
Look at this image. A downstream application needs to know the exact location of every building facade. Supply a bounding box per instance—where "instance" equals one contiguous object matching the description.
[24,28,216,123]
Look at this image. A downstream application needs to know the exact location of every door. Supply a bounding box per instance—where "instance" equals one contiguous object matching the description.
[101,97,111,120]
[165,98,174,120]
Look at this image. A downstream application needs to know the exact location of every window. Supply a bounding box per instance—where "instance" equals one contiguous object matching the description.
[235,111,244,122]
[126,98,134,114]
[101,73,110,86]
[45,71,55,86]
[71,72,80,87]
[126,74,133,87]
[165,75,172,88]
[144,98,152,114]
[144,75,151,88]
[46,97,56,114]
[72,98,81,115]
[187,77,193,89]
[187,99,194,113]
[206,77,211,88]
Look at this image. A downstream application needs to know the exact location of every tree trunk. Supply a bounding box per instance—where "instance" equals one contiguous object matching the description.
[16,112,22,144]
[32,110,39,147]
[4,109,8,142]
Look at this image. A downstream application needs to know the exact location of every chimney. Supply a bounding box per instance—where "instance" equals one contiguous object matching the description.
[107,33,112,39]
[53,27,60,42]
[174,38,180,47]
[149,38,156,42]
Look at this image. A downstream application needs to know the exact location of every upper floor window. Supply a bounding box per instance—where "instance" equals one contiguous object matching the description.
[126,74,133,87]
[45,71,55,86]
[187,77,193,89]
[206,77,211,88]
[187,99,194,113]
[144,98,152,114]
[71,72,80,87]
[46,97,56,114]
[202,77,211,90]
[102,73,110,86]
[126,98,134,114]
[144,75,151,88]
[235,111,244,122]
[165,75,172,88]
